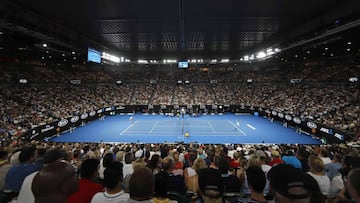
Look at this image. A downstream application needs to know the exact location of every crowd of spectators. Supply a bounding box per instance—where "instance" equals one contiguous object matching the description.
[0,60,359,141]
[1,142,360,202]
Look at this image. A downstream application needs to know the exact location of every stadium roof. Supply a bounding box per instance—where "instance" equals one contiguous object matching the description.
[0,0,360,63]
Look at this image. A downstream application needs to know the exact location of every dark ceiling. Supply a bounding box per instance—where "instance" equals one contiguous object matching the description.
[1,0,360,61]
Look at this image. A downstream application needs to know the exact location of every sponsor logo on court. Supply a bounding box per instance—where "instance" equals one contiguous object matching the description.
[307,122,317,129]
[70,116,79,123]
[58,119,68,127]
[278,113,284,118]
[81,113,88,120]
[285,115,292,121]
[293,117,301,124]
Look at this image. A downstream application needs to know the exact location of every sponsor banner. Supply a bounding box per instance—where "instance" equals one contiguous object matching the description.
[293,117,302,124]
[278,113,284,118]
[41,124,55,133]
[320,127,334,135]
[70,79,81,85]
[116,106,125,110]
[334,133,344,140]
[81,113,88,120]
[70,116,80,123]
[89,111,96,117]
[97,109,103,113]
[285,115,292,121]
[272,111,277,116]
[58,119,69,127]
[307,121,317,129]
[105,107,112,111]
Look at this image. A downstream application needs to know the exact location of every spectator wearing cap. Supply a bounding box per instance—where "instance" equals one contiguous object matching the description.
[32,160,78,203]
[234,166,268,203]
[197,167,225,203]
[282,150,302,170]
[5,147,42,193]
[126,167,154,203]
[17,148,70,203]
[269,150,283,166]
[307,155,330,196]
[67,158,103,203]
[91,162,129,203]
[267,164,311,203]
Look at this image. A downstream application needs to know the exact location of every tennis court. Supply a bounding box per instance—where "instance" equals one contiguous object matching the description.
[50,114,320,144]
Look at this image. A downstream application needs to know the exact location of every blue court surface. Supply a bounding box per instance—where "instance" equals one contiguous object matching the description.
[50,114,321,144]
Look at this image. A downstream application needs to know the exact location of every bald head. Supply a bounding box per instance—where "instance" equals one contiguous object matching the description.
[32,161,78,203]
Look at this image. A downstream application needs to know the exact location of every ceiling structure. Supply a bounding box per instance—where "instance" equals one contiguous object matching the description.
[0,0,360,63]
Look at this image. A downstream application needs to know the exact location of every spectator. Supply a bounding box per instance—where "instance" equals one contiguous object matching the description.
[282,150,302,170]
[325,153,343,181]
[269,150,283,166]
[91,162,129,203]
[267,164,312,203]
[99,152,114,180]
[67,158,103,203]
[162,157,186,194]
[307,155,331,196]
[147,154,162,175]
[216,156,242,193]
[123,152,134,178]
[153,171,177,203]
[18,148,70,203]
[197,167,225,203]
[234,166,268,203]
[5,147,42,193]
[344,168,360,203]
[32,160,78,203]
[126,167,154,203]
[184,157,206,193]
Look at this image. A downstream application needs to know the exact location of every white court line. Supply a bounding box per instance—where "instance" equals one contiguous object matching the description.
[121,133,246,137]
[120,121,138,135]
[150,121,158,132]
[246,124,256,130]
[227,121,247,136]
[208,122,216,133]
